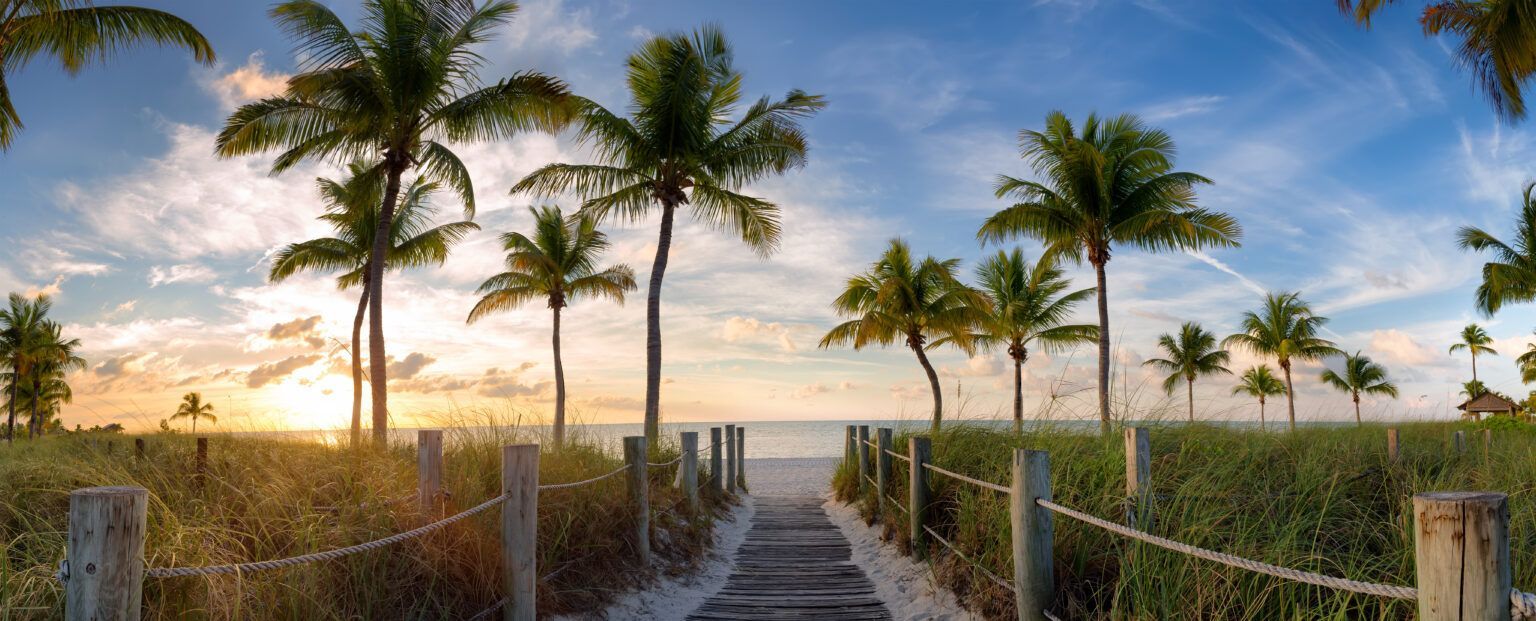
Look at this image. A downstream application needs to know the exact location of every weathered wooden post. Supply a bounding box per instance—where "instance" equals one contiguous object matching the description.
[857,425,871,494]
[1483,428,1493,461]
[134,438,145,460]
[709,427,723,496]
[1412,491,1510,621]
[845,425,857,466]
[876,428,893,516]
[1124,427,1151,527]
[736,426,747,491]
[1010,449,1054,621]
[909,436,932,560]
[624,436,650,563]
[724,425,737,494]
[681,431,699,513]
[195,437,208,489]
[66,486,148,621]
[1387,428,1400,463]
[417,429,443,515]
[1454,430,1467,455]
[501,444,538,621]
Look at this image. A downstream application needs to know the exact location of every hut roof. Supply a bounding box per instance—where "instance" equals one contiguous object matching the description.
[1456,392,1519,413]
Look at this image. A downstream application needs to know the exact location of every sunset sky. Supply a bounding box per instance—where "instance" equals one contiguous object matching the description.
[4,0,1535,432]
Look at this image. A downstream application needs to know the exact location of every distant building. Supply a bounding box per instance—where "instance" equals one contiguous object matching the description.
[1456,392,1520,421]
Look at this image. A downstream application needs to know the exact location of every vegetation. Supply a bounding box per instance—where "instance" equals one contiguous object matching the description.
[170,392,216,434]
[1448,322,1498,384]
[1459,181,1536,315]
[1231,365,1286,431]
[977,111,1241,434]
[0,294,84,442]
[0,0,215,149]
[511,25,824,445]
[1320,351,1400,426]
[1142,322,1231,422]
[1518,332,1536,384]
[1224,291,1342,432]
[216,0,571,446]
[467,206,637,447]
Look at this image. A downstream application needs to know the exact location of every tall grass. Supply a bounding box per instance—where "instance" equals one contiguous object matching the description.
[0,406,729,619]
[835,419,1536,620]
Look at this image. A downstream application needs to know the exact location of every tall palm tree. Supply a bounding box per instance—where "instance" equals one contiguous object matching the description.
[977,111,1240,434]
[1319,351,1399,426]
[1338,0,1536,122]
[819,239,987,435]
[467,206,636,447]
[963,249,1096,431]
[512,26,824,444]
[1142,322,1232,422]
[1459,182,1536,314]
[1223,292,1342,432]
[170,392,216,434]
[0,292,47,443]
[0,0,214,149]
[13,371,70,435]
[1231,364,1286,432]
[270,164,478,447]
[1448,323,1498,385]
[217,0,570,447]
[1516,332,1536,384]
[23,321,82,438]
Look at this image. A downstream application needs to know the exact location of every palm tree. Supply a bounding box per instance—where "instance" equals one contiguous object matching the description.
[819,239,987,435]
[0,292,47,443]
[1223,292,1343,432]
[1231,364,1286,432]
[964,249,1096,431]
[1517,333,1536,384]
[1458,182,1536,315]
[1448,323,1498,385]
[217,0,570,447]
[14,371,70,435]
[1462,379,1490,397]
[512,26,824,444]
[977,111,1240,434]
[171,392,216,434]
[0,0,215,149]
[1142,322,1232,422]
[22,321,82,438]
[1319,351,1399,426]
[1338,0,1536,122]
[467,206,636,447]
[270,163,478,447]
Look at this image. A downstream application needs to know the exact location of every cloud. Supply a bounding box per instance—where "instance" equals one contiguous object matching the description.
[500,0,597,57]
[826,35,971,131]
[263,315,327,350]
[720,316,799,352]
[1369,329,1440,367]
[94,352,155,378]
[387,352,437,381]
[584,395,644,410]
[148,264,217,287]
[940,355,1005,378]
[246,354,322,388]
[201,52,290,109]
[1142,95,1226,121]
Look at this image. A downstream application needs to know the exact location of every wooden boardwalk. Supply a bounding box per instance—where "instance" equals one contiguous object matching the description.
[688,496,892,620]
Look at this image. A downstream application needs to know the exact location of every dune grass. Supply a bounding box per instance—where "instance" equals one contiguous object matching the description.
[834,418,1536,620]
[0,410,730,620]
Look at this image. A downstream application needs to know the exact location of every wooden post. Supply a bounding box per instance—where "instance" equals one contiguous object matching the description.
[709,427,723,496]
[66,486,148,621]
[681,431,699,513]
[1454,430,1467,455]
[500,445,538,621]
[736,427,746,491]
[1412,491,1510,621]
[1124,427,1151,527]
[724,425,737,494]
[1483,428,1492,461]
[857,425,871,494]
[909,436,932,560]
[1011,449,1054,621]
[134,438,145,460]
[876,428,893,515]
[624,436,650,563]
[845,424,856,466]
[195,437,208,489]
[417,429,443,515]
[1387,428,1400,463]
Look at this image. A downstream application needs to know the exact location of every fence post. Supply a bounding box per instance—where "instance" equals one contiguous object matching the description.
[1412,491,1510,621]
[1387,428,1400,463]
[857,425,871,494]
[1483,428,1492,461]
[624,436,651,564]
[709,427,723,496]
[845,425,856,466]
[909,436,932,560]
[1011,449,1054,621]
[876,428,893,516]
[681,431,699,513]
[66,486,148,621]
[134,438,145,460]
[736,427,747,491]
[1124,427,1151,528]
[501,444,538,621]
[418,430,443,515]
[1454,430,1467,455]
[195,437,208,489]
[724,425,737,494]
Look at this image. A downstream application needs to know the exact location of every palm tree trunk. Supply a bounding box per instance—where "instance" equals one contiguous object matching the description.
[350,276,369,450]
[643,202,677,446]
[192,415,197,435]
[1282,361,1297,432]
[912,343,943,435]
[5,379,15,444]
[1012,355,1023,434]
[552,305,566,447]
[29,378,39,439]
[1258,397,1266,432]
[1093,260,1111,434]
[1472,352,1479,385]
[1353,394,1361,426]
[366,160,406,449]
[1187,378,1195,423]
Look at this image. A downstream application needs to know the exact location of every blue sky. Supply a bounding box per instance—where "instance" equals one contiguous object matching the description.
[3,0,1532,430]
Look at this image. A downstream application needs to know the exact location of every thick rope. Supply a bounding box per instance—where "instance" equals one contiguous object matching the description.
[1042,609,1065,621]
[922,524,1014,594]
[466,598,508,621]
[143,492,512,578]
[538,464,631,491]
[885,495,908,513]
[885,448,910,463]
[647,454,684,467]
[923,463,1011,494]
[1514,589,1536,620]
[1036,498,1417,600]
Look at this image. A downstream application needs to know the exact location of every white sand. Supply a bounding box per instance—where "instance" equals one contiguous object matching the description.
[824,497,980,621]
[742,456,839,496]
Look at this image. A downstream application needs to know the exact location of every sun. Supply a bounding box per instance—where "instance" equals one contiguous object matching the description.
[264,369,354,431]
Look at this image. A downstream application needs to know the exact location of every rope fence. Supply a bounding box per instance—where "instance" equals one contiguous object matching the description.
[923,463,1010,494]
[538,464,631,491]
[922,524,1014,594]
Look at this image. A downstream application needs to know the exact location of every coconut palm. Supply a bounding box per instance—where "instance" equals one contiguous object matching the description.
[819,239,987,435]
[977,111,1240,434]
[962,249,1096,431]
[1143,322,1232,422]
[512,26,824,444]
[1462,379,1490,397]
[1338,0,1536,122]
[21,321,82,438]
[0,292,48,443]
[217,0,570,447]
[1231,364,1286,432]
[0,0,215,149]
[1517,333,1536,384]
[1459,182,1536,315]
[1223,292,1342,432]
[1448,323,1498,385]
[467,206,636,447]
[13,371,70,435]
[170,392,216,434]
[270,163,478,447]
[1319,351,1399,426]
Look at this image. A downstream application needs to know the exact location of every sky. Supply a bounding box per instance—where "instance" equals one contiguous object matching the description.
[4,0,1535,432]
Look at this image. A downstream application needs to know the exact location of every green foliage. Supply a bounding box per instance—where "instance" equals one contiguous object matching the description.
[1460,183,1536,315]
[0,294,84,440]
[1224,291,1341,430]
[467,206,636,321]
[1143,322,1231,396]
[169,392,216,433]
